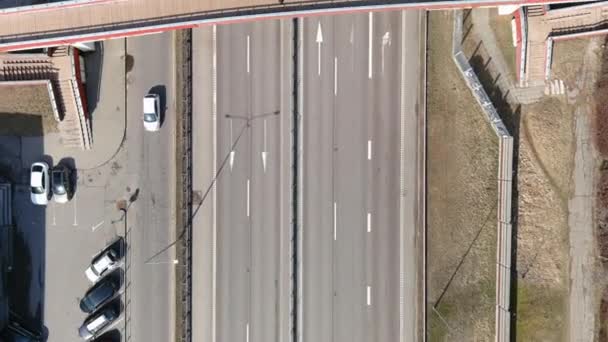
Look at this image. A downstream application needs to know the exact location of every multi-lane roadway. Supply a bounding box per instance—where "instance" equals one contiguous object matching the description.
[125,32,177,342]
[299,11,423,342]
[192,10,424,342]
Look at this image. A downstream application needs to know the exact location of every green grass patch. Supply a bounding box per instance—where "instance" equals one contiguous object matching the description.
[515,284,567,341]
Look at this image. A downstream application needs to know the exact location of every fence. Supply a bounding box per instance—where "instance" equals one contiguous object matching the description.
[452,10,513,342]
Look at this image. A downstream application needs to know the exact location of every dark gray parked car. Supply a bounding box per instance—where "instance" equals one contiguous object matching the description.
[79,276,119,313]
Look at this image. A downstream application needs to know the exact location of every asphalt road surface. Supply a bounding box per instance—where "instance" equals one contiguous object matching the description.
[125,32,177,342]
[299,10,423,342]
[191,11,423,342]
[205,20,292,342]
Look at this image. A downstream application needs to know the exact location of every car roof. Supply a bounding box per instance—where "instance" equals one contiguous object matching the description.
[30,172,43,187]
[143,96,157,114]
[93,254,114,273]
[86,314,108,331]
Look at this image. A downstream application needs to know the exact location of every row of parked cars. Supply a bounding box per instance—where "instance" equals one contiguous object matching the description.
[78,238,124,340]
[29,161,72,205]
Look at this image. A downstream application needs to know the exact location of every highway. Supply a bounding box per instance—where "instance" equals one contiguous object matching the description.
[191,10,424,342]
[191,20,293,342]
[125,32,177,342]
[298,10,423,342]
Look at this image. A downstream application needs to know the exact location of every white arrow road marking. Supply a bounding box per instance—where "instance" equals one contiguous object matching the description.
[262,119,268,173]
[316,22,323,76]
[230,151,235,172]
[368,12,373,79]
[247,35,251,73]
[230,120,235,172]
[381,31,392,74]
[92,220,104,232]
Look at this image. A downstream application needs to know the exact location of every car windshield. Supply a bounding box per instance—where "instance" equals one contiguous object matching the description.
[54,184,66,195]
[31,186,44,195]
[144,113,157,122]
[52,172,66,194]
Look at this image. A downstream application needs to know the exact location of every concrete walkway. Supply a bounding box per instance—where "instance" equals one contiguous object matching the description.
[567,38,599,342]
[470,8,544,104]
[39,38,126,171]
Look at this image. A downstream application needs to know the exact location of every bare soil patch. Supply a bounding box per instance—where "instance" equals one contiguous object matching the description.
[514,96,573,341]
[427,11,498,341]
[0,83,56,135]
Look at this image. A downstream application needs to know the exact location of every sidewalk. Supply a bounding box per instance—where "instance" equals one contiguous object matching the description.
[30,38,126,172]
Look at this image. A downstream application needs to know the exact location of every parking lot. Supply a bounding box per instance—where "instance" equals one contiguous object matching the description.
[3,38,131,341]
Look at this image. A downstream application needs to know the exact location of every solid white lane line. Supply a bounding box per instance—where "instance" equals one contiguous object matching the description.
[212,23,218,342]
[368,12,373,79]
[247,35,251,73]
[367,213,371,232]
[51,202,56,226]
[368,140,373,160]
[367,286,372,306]
[334,57,338,96]
[246,323,250,342]
[247,179,250,217]
[72,196,78,226]
[333,202,337,240]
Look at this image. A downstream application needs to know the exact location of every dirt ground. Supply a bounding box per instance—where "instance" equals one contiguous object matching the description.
[591,36,608,341]
[514,96,573,341]
[426,11,499,341]
[0,83,57,135]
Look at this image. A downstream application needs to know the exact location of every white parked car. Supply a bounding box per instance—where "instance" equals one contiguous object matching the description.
[143,93,161,131]
[78,307,119,340]
[30,162,49,205]
[85,248,120,283]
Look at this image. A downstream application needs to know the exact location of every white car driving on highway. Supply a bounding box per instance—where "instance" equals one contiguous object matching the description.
[30,162,49,205]
[143,93,161,131]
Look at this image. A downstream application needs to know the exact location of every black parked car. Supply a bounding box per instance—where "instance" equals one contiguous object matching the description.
[51,164,71,203]
[79,276,119,313]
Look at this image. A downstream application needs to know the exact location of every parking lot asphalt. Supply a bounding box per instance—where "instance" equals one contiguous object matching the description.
[5,38,131,341]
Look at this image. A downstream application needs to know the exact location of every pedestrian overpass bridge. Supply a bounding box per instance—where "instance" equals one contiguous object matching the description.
[0,0,582,51]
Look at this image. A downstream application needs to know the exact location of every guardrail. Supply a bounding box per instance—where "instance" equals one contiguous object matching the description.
[69,48,92,150]
[176,29,193,342]
[518,7,527,87]
[0,0,122,15]
[452,10,513,342]
[45,80,61,122]
[0,0,594,52]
